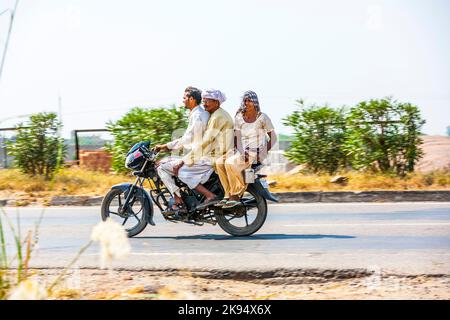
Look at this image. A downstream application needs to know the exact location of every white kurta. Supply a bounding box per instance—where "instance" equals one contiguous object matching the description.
[158,105,213,196]
[158,160,213,195]
[167,105,210,151]
[234,112,277,162]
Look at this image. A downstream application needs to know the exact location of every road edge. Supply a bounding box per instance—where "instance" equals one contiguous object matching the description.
[1,190,450,206]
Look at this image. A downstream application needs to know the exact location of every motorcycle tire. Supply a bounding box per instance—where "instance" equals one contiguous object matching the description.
[101,188,149,238]
[215,185,267,236]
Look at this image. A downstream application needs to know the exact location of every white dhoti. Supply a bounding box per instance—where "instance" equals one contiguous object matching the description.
[157,159,213,197]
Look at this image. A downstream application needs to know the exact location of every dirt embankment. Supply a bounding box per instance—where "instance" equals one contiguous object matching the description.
[15,268,450,300]
[416,136,450,172]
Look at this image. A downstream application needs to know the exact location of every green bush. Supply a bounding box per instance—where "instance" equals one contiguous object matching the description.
[344,97,425,176]
[7,112,66,180]
[106,106,188,173]
[283,100,348,174]
[283,97,425,176]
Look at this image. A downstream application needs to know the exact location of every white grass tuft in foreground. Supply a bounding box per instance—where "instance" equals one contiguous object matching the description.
[91,218,131,269]
[8,279,48,300]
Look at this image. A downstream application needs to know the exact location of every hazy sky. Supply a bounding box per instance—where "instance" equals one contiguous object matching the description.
[0,0,449,138]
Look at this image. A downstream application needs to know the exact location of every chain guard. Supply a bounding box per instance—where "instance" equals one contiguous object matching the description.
[226,205,247,218]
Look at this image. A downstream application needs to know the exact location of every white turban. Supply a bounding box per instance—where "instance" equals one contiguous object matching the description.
[201,89,227,104]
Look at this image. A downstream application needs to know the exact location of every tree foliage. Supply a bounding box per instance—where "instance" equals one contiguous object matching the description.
[283,100,348,174]
[106,106,188,173]
[7,112,66,180]
[344,97,425,176]
[284,97,425,176]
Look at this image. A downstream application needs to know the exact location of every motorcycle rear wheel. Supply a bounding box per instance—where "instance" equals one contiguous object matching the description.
[101,188,149,237]
[215,185,267,236]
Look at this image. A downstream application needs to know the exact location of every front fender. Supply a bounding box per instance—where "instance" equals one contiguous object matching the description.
[111,183,155,226]
[250,180,279,203]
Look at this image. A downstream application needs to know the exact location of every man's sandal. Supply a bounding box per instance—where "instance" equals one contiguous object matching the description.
[222,200,242,209]
[163,202,186,217]
[215,199,229,207]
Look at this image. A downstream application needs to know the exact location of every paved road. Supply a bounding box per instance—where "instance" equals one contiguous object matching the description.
[2,203,450,274]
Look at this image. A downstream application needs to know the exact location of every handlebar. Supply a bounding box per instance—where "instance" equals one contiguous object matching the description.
[140,145,159,160]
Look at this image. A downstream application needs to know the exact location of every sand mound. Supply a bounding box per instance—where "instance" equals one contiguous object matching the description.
[416,136,450,173]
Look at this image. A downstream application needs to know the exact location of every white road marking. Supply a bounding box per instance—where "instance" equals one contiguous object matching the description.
[268,202,450,207]
[282,223,450,227]
[84,252,234,257]
[84,252,450,257]
[3,202,450,210]
[126,252,337,257]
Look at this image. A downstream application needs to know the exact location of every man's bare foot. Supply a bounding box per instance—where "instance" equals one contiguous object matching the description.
[195,184,216,200]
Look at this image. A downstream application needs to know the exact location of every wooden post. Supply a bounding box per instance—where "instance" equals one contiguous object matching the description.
[74,130,80,165]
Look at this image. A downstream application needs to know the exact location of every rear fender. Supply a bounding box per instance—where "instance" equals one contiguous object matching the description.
[249,179,279,203]
[111,183,155,226]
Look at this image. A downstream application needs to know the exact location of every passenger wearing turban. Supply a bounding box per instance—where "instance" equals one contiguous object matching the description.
[176,89,234,209]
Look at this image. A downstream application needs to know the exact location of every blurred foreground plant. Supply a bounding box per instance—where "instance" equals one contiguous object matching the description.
[0,114,129,299]
[1,209,131,300]
[0,207,44,299]
[90,219,131,269]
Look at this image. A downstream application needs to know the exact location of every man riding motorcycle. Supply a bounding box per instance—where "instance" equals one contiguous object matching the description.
[154,86,212,214]
[101,89,277,237]
[155,87,233,215]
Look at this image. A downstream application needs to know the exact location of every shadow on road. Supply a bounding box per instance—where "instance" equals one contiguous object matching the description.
[135,234,356,240]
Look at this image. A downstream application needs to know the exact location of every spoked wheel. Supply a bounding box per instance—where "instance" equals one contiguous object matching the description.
[101,188,149,237]
[215,185,267,236]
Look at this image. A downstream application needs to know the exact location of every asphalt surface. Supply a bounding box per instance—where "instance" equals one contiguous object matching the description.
[2,202,450,275]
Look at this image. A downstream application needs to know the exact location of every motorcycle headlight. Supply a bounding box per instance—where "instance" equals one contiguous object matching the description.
[125,149,144,169]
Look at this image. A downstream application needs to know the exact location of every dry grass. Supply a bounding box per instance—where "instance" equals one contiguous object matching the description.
[0,167,130,196]
[0,168,449,206]
[269,171,450,192]
[0,168,133,205]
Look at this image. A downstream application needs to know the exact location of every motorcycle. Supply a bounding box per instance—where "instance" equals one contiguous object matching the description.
[100,141,278,237]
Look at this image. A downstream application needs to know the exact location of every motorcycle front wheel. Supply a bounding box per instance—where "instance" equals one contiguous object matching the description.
[214,185,267,236]
[101,188,149,237]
